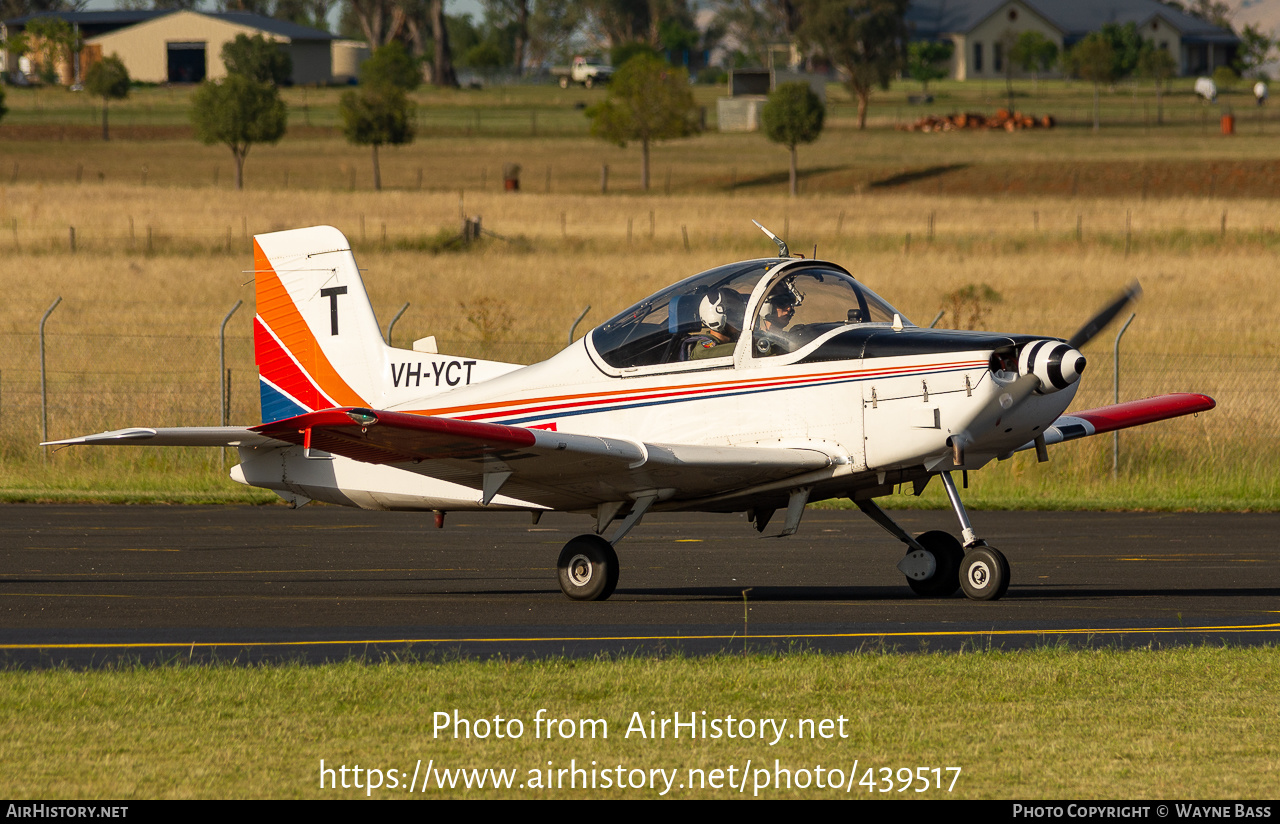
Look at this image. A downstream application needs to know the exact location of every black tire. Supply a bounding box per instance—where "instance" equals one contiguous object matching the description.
[584,77,594,89]
[557,534,619,601]
[904,530,963,597]
[959,546,1010,601]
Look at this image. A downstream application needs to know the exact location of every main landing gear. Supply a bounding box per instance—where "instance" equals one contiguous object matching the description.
[857,470,1010,601]
[555,493,656,601]
[557,534,619,601]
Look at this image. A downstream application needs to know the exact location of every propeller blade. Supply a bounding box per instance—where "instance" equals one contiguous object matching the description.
[1067,281,1142,350]
[949,371,1041,464]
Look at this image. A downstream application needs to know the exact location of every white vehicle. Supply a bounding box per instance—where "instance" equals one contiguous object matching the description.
[552,56,614,88]
[1195,77,1217,102]
[49,225,1214,602]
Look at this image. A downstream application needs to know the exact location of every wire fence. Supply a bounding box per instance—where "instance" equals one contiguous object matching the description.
[0,325,1266,465]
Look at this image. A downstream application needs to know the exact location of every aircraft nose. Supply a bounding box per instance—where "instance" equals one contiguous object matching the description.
[1018,340,1086,393]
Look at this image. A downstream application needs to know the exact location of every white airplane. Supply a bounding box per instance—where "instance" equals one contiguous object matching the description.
[48,224,1214,602]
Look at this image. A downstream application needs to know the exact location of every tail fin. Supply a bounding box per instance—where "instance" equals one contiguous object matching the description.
[253,226,520,423]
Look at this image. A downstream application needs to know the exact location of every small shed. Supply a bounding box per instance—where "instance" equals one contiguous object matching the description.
[717,69,827,132]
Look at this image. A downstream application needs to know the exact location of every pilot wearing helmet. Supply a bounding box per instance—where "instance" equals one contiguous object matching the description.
[684,287,746,360]
[753,278,803,356]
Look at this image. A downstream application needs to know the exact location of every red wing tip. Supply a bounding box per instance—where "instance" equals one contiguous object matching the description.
[1071,393,1216,434]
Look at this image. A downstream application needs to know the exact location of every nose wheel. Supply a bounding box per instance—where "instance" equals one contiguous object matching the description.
[959,545,1010,601]
[557,534,619,601]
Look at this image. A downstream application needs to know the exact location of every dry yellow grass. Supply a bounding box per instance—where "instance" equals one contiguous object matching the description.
[1,182,1273,505]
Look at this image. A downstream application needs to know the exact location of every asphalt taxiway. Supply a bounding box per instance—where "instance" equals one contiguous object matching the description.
[2,505,1277,665]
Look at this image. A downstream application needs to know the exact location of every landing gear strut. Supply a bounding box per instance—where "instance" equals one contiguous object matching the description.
[555,495,655,601]
[939,470,1009,601]
[857,470,1011,601]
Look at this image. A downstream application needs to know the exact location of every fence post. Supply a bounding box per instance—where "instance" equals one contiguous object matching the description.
[1113,312,1136,478]
[219,299,243,468]
[568,306,591,344]
[386,302,410,346]
[220,299,243,427]
[40,297,63,458]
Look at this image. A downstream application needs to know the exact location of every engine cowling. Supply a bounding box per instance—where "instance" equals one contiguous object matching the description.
[1018,340,1086,394]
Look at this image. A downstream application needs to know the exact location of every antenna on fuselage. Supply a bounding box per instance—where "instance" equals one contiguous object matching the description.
[752,219,789,258]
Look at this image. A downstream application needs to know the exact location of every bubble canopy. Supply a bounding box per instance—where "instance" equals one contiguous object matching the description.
[589,258,910,370]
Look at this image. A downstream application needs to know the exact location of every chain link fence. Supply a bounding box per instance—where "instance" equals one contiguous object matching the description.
[2,325,1266,465]
[0,329,563,460]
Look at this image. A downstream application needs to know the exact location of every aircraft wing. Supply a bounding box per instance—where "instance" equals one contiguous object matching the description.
[251,408,835,511]
[1014,393,1216,453]
[44,427,291,448]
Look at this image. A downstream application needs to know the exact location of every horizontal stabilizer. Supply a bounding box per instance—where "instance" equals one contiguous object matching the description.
[1015,393,1215,453]
[44,427,290,448]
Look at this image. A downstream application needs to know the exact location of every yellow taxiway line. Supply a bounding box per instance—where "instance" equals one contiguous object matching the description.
[3,623,1278,651]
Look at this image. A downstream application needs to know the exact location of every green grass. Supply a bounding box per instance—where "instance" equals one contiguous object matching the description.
[2,647,1275,798]
[1,76,1266,134]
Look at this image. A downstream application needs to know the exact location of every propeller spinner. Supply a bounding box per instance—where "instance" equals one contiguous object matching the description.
[1016,280,1142,395]
[950,282,1144,465]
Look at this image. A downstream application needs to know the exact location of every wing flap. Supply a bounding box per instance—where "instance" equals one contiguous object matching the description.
[253,408,834,508]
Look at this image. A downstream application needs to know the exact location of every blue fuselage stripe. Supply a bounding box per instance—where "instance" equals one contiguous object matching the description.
[484,364,975,426]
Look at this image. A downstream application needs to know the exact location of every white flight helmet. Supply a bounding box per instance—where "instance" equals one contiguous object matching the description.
[699,288,745,335]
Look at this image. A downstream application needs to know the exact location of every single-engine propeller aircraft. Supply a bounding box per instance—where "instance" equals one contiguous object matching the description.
[48,224,1215,601]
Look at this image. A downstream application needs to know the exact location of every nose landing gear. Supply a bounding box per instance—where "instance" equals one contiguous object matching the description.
[857,470,1010,601]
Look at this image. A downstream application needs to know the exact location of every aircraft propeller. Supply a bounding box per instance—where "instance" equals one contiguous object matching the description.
[948,281,1143,465]
[1066,281,1143,351]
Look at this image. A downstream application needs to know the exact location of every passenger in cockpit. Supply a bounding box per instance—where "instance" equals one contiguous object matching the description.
[684,287,746,361]
[753,279,801,355]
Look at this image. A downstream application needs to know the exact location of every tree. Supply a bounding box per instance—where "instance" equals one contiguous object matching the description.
[906,40,951,95]
[0,86,7,125]
[1213,64,1239,94]
[588,54,700,191]
[482,0,529,74]
[340,83,414,191]
[1009,30,1057,92]
[21,16,79,84]
[1235,24,1274,79]
[797,0,908,130]
[611,39,660,69]
[1184,0,1232,28]
[1066,32,1117,132]
[191,74,287,190]
[1098,21,1143,80]
[1137,45,1177,125]
[221,33,292,86]
[429,0,459,87]
[525,0,584,69]
[84,54,130,141]
[711,0,794,67]
[360,40,421,90]
[346,0,402,47]
[762,81,825,197]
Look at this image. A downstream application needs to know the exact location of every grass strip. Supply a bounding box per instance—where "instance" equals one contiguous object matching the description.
[2,646,1275,798]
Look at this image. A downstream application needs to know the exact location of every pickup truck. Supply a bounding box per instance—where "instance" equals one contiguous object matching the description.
[551,57,614,89]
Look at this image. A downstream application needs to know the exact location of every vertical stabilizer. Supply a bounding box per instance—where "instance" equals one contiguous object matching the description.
[254,226,385,421]
[252,226,523,423]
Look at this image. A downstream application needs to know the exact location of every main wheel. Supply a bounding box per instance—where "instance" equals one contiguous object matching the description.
[959,546,1010,601]
[557,534,619,601]
[903,530,963,597]
[559,76,569,89]
[584,76,594,89]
